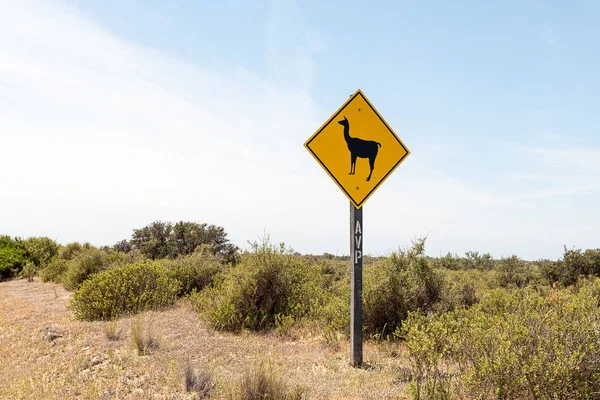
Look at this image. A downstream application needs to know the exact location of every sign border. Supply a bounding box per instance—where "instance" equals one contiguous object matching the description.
[304,89,411,208]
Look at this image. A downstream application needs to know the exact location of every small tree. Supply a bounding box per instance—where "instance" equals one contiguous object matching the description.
[129,221,239,263]
[113,239,132,253]
[131,221,174,260]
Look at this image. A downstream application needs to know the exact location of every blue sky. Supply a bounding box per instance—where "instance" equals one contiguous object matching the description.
[1,0,599,260]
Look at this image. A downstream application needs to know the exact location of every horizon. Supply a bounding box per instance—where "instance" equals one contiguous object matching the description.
[1,1,599,261]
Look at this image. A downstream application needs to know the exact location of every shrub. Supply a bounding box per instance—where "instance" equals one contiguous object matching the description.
[460,251,494,270]
[585,249,600,276]
[61,248,125,290]
[163,245,225,297]
[23,237,59,268]
[434,252,461,270]
[536,258,563,285]
[402,280,600,399]
[19,261,37,282]
[2,236,60,280]
[538,247,600,287]
[171,221,239,264]
[436,269,481,312]
[60,242,86,260]
[363,237,443,338]
[400,312,455,400]
[320,278,350,341]
[193,237,329,332]
[561,247,588,285]
[69,260,180,321]
[39,258,69,283]
[0,236,28,279]
[495,254,530,288]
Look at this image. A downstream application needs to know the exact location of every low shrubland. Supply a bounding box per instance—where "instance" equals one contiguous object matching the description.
[5,222,600,399]
[362,237,444,339]
[401,278,600,399]
[537,247,600,286]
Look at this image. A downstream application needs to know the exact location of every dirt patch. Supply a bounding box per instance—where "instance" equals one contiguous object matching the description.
[0,278,70,313]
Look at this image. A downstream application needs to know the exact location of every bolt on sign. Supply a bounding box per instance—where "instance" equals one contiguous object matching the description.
[304,89,410,208]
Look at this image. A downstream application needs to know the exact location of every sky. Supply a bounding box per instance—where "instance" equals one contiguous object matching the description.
[1,0,599,260]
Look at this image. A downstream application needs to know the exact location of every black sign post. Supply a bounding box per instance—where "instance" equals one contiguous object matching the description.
[350,202,363,366]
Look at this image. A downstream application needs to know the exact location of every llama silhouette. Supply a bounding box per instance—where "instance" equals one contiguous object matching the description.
[338,116,381,181]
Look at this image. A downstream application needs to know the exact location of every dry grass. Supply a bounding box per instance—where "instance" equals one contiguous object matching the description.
[103,319,120,341]
[228,362,305,400]
[131,315,158,355]
[0,278,411,399]
[184,359,212,398]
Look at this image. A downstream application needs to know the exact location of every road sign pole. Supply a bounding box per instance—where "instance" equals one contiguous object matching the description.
[304,89,410,366]
[350,201,363,366]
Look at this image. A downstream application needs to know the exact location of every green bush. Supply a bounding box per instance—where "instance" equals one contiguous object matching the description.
[39,258,69,283]
[319,277,350,341]
[585,249,600,276]
[19,261,37,282]
[192,237,329,332]
[163,245,225,297]
[560,247,587,286]
[536,247,600,287]
[460,251,494,270]
[536,258,563,285]
[401,312,455,400]
[495,254,533,288]
[363,237,443,338]
[60,242,87,260]
[128,220,239,264]
[1,236,61,280]
[0,236,28,279]
[433,252,461,271]
[402,280,600,399]
[60,248,125,290]
[436,269,481,312]
[69,260,180,321]
[23,237,59,268]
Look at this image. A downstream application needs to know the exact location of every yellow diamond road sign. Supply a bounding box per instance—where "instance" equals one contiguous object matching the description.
[304,89,410,208]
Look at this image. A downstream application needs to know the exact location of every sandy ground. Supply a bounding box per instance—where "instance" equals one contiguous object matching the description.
[0,278,410,399]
